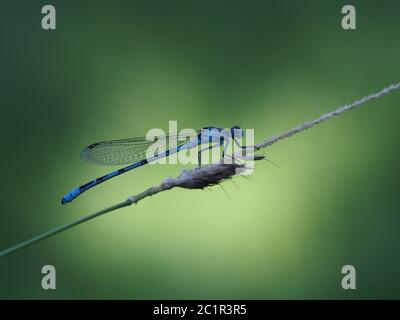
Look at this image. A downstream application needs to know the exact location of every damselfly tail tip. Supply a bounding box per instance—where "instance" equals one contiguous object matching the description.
[61,195,73,205]
[60,187,81,205]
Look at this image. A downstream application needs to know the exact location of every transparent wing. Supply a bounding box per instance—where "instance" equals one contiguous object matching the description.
[81,131,200,165]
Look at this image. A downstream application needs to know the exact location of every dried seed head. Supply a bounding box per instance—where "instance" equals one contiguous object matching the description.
[163,155,265,190]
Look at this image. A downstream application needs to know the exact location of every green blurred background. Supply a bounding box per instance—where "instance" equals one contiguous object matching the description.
[0,0,399,299]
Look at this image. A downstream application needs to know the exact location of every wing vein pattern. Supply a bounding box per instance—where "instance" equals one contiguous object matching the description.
[81,132,199,165]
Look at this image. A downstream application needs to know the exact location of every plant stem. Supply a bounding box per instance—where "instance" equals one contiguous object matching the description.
[0,200,131,258]
[255,82,400,149]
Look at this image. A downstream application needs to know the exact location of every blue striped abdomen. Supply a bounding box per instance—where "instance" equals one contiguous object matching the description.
[61,159,148,204]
